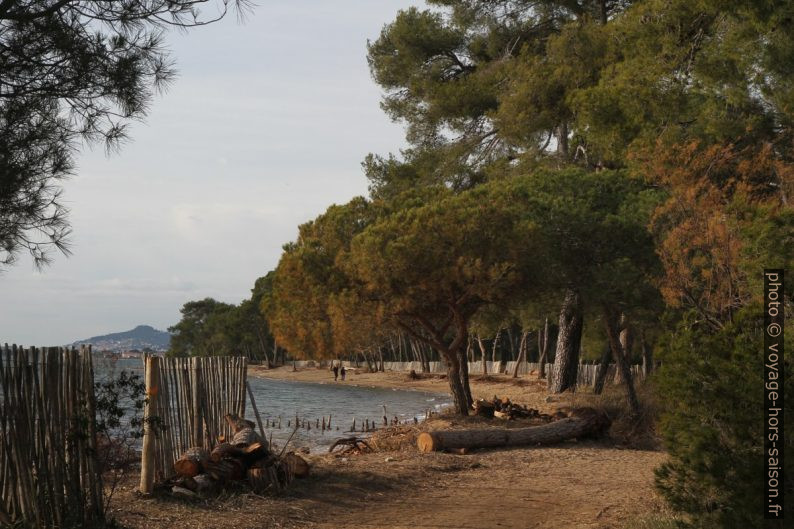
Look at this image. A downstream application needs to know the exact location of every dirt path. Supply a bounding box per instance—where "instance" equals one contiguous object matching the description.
[112,441,668,529]
[298,446,667,529]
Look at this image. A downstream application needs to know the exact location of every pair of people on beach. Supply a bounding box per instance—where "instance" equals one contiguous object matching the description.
[331,362,346,382]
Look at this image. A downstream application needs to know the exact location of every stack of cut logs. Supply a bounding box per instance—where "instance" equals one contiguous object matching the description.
[170,413,309,497]
[473,396,557,421]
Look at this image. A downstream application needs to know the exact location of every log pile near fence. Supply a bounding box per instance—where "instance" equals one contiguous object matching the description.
[139,355,249,493]
[0,344,104,528]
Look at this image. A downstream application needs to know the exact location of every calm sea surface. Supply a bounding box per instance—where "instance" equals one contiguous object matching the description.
[94,357,451,451]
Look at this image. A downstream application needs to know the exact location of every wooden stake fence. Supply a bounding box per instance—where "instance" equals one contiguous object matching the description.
[0,344,104,528]
[139,356,248,493]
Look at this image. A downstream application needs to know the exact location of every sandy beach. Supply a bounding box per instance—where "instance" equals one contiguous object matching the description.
[109,365,671,529]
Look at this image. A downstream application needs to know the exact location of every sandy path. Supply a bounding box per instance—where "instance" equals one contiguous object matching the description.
[294,445,668,529]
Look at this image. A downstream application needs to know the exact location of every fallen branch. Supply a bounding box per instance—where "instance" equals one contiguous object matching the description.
[328,436,372,454]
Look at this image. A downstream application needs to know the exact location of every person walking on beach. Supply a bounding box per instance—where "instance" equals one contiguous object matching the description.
[340,366,346,381]
[332,363,339,381]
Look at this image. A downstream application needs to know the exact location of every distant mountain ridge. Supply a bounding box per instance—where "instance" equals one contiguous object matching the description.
[74,325,171,352]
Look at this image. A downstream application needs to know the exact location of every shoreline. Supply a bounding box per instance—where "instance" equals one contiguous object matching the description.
[248,364,589,415]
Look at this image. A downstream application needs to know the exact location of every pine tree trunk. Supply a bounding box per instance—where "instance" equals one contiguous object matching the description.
[457,346,473,409]
[478,336,488,375]
[491,329,501,365]
[549,289,583,393]
[614,321,633,384]
[445,353,470,415]
[512,330,529,378]
[642,337,653,377]
[593,343,612,395]
[539,317,549,379]
[256,328,271,367]
[604,307,640,415]
[557,122,569,158]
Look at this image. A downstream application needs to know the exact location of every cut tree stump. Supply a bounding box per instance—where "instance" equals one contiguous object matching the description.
[417,408,609,453]
[173,447,211,478]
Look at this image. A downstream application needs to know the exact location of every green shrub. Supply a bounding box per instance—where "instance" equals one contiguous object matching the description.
[654,308,793,528]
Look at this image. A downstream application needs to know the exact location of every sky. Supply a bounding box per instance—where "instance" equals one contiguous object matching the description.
[0,1,424,345]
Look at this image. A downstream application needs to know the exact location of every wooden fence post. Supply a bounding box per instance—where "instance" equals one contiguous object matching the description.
[140,355,159,494]
[191,357,202,447]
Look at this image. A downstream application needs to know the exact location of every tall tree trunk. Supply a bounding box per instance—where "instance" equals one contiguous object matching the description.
[593,343,612,395]
[538,317,549,379]
[413,341,429,373]
[512,330,529,378]
[457,346,473,409]
[491,329,502,372]
[549,289,583,393]
[255,328,271,367]
[614,320,634,384]
[557,122,569,158]
[491,329,501,364]
[477,335,488,375]
[603,307,640,415]
[445,351,470,415]
[641,334,653,377]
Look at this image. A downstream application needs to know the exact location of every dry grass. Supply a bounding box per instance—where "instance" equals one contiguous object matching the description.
[589,383,662,450]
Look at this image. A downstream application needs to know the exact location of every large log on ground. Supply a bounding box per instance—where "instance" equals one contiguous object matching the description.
[417,408,609,453]
[173,447,211,478]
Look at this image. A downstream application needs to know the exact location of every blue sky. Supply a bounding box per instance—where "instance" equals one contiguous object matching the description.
[0,1,422,345]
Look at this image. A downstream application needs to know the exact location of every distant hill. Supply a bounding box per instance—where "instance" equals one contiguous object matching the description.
[74,325,171,352]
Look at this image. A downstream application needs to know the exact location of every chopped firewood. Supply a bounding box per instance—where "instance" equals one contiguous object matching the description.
[225,413,256,433]
[475,397,544,421]
[232,427,262,446]
[283,452,310,478]
[168,412,293,498]
[204,457,245,481]
[171,485,198,499]
[173,447,210,478]
[192,474,218,496]
[472,399,495,418]
[211,442,245,462]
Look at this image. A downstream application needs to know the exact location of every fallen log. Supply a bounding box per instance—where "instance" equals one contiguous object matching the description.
[417,408,609,453]
[173,447,210,478]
